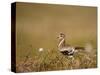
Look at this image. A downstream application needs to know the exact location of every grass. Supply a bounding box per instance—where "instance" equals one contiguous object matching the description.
[16,47,97,72]
[16,17,97,73]
[15,3,97,72]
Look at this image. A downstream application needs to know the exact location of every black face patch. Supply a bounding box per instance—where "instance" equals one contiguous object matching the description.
[60,33,65,38]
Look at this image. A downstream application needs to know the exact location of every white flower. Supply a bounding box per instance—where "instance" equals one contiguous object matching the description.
[39,48,43,52]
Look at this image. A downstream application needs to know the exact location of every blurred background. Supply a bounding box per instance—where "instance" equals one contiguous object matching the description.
[16,2,97,61]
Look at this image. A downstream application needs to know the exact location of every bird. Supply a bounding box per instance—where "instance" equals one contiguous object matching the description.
[57,33,84,56]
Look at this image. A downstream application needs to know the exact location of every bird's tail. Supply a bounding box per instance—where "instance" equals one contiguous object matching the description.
[75,43,93,52]
[75,46,85,50]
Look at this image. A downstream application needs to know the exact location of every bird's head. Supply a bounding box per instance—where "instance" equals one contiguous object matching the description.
[57,32,65,41]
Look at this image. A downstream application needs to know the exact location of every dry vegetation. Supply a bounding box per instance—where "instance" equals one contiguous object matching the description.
[16,47,97,72]
[15,2,97,73]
